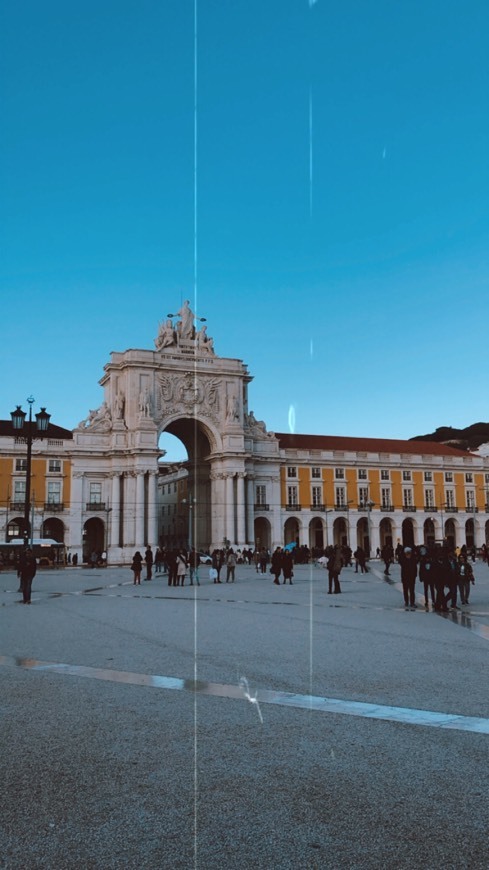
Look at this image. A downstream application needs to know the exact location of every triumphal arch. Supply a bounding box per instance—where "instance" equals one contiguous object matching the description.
[70,301,281,561]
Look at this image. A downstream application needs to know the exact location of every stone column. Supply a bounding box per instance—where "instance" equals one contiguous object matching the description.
[69,472,84,555]
[147,470,158,547]
[225,473,235,544]
[210,472,225,549]
[270,476,282,549]
[110,473,120,549]
[123,472,136,547]
[135,472,145,548]
[246,475,255,545]
[236,472,246,546]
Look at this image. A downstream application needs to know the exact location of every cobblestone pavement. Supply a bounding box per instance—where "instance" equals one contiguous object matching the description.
[1,560,488,868]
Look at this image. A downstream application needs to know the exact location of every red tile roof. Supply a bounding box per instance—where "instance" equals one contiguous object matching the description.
[274,433,472,458]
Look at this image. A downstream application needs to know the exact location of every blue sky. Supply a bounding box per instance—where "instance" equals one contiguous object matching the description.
[1,0,488,457]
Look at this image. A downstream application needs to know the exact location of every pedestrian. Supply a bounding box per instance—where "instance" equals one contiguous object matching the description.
[457,555,475,605]
[354,546,367,574]
[259,547,268,574]
[400,547,417,610]
[144,545,153,581]
[90,550,98,569]
[419,552,435,609]
[282,550,294,584]
[327,546,343,594]
[270,547,282,585]
[131,551,143,585]
[154,547,163,574]
[19,548,37,604]
[212,549,224,582]
[381,543,393,576]
[189,548,200,586]
[176,550,187,586]
[226,548,237,582]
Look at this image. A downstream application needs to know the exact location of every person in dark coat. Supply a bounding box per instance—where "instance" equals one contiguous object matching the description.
[270,547,282,585]
[400,547,417,610]
[327,547,343,594]
[19,548,37,604]
[381,543,394,576]
[144,545,153,581]
[131,551,143,585]
[282,550,294,584]
[419,552,435,609]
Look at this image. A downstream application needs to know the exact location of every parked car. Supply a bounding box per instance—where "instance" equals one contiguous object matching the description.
[197,552,212,565]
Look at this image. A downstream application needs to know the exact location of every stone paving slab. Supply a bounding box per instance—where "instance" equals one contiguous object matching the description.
[1,561,489,868]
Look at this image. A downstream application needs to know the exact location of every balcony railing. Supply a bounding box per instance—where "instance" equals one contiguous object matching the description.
[86,502,106,511]
[44,502,64,512]
[402,505,416,512]
[10,501,25,512]
[445,506,458,513]
[334,504,349,511]
[285,504,301,511]
[310,504,325,511]
[485,504,489,513]
[380,505,393,512]
[424,506,437,512]
[465,506,478,513]
[254,503,269,511]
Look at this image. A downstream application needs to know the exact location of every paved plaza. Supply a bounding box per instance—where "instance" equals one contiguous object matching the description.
[1,558,488,869]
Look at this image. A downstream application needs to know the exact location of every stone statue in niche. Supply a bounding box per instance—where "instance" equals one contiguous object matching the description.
[77,402,112,431]
[114,392,125,420]
[139,387,152,418]
[226,392,240,422]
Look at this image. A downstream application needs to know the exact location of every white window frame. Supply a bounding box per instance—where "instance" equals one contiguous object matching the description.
[14,480,26,500]
[466,490,475,509]
[311,485,322,506]
[424,471,433,482]
[402,470,412,482]
[47,481,61,504]
[335,468,344,480]
[358,486,369,506]
[89,482,102,504]
[403,488,413,508]
[445,489,455,508]
[48,459,62,473]
[287,467,297,479]
[381,487,391,509]
[358,469,367,480]
[335,486,346,507]
[424,488,435,508]
[287,485,298,506]
[445,472,453,483]
[15,458,27,472]
[311,467,321,479]
[255,485,267,506]
[380,470,390,481]
[465,473,473,484]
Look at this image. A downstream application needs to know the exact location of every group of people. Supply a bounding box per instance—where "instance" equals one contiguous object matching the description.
[399,545,476,611]
[130,546,239,586]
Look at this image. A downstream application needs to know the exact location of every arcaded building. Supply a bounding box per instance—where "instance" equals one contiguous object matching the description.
[1,303,488,561]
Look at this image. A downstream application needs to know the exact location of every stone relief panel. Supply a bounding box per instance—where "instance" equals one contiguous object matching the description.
[156,373,222,423]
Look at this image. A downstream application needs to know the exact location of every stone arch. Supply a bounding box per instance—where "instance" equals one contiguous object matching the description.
[309,517,324,550]
[83,517,105,562]
[284,516,300,546]
[402,518,415,548]
[158,415,220,551]
[7,516,25,540]
[42,517,65,543]
[465,518,475,549]
[333,516,348,547]
[254,517,271,551]
[379,517,393,548]
[423,518,435,547]
[444,518,456,549]
[356,517,369,551]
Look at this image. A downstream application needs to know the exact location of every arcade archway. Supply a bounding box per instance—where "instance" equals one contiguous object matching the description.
[445,518,456,549]
[333,517,348,547]
[42,517,65,543]
[284,517,300,546]
[356,517,369,551]
[379,518,393,548]
[309,517,324,550]
[254,517,271,551]
[423,518,435,547]
[83,517,105,561]
[402,518,415,548]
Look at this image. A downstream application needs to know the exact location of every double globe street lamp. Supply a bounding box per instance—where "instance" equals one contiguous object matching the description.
[10,397,51,548]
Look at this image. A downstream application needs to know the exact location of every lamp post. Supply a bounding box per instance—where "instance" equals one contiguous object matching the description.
[10,398,51,549]
[182,492,197,551]
[365,500,375,558]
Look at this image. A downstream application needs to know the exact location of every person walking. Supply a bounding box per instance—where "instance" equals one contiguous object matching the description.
[131,551,143,585]
[327,546,343,594]
[226,549,237,583]
[212,549,224,583]
[354,546,368,574]
[282,549,294,584]
[419,552,435,609]
[19,548,37,604]
[400,547,418,610]
[270,547,282,585]
[154,547,163,574]
[144,545,153,581]
[457,555,475,605]
[381,543,394,576]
